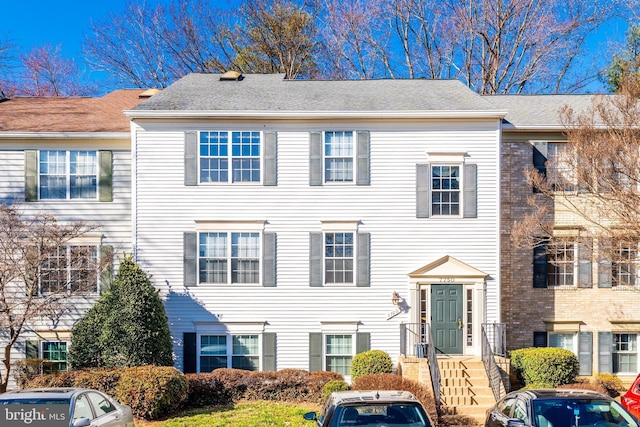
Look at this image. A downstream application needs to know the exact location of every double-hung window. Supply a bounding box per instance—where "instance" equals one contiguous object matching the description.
[309,131,370,186]
[324,232,354,284]
[199,131,261,183]
[534,238,591,288]
[324,131,354,182]
[39,150,97,199]
[613,333,637,373]
[548,241,575,287]
[200,334,260,372]
[40,245,98,294]
[613,242,640,287]
[199,232,260,284]
[42,341,68,373]
[549,333,576,353]
[325,334,353,375]
[431,165,460,216]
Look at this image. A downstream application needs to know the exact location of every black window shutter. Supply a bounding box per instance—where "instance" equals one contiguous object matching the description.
[98,150,113,202]
[99,245,114,294]
[184,232,197,287]
[262,232,276,287]
[309,333,323,372]
[356,233,370,287]
[185,131,198,186]
[25,340,39,359]
[356,332,370,354]
[183,332,197,373]
[578,332,593,376]
[416,164,430,218]
[533,332,547,347]
[24,150,38,202]
[533,243,548,288]
[309,232,323,287]
[463,163,477,218]
[532,142,548,193]
[598,332,613,374]
[264,132,277,186]
[356,131,370,186]
[262,333,276,371]
[309,132,323,186]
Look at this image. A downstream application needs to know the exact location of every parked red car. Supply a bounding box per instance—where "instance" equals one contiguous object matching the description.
[622,374,640,419]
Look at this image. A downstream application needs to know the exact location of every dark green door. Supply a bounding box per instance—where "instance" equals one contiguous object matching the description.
[431,284,463,354]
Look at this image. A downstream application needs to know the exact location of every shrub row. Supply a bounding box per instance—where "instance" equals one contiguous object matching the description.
[24,366,343,419]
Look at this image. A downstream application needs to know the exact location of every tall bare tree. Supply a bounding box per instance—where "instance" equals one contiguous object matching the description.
[513,78,640,282]
[0,205,106,392]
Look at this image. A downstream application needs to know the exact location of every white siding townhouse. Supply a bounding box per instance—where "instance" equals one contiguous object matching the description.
[125,72,505,377]
[0,89,151,385]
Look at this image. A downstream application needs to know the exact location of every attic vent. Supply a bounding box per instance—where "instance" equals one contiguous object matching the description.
[139,89,161,98]
[220,71,244,81]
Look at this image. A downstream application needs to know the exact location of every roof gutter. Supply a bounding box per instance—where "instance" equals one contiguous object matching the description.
[0,132,130,139]
[124,109,508,120]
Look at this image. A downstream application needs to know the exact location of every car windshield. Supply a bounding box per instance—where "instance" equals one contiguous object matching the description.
[532,398,639,427]
[331,403,431,427]
[0,398,69,405]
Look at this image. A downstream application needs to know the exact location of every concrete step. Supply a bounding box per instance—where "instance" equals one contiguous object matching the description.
[440,376,490,387]
[440,386,494,399]
[440,394,496,406]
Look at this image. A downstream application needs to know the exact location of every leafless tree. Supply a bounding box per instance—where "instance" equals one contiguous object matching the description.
[0,204,107,392]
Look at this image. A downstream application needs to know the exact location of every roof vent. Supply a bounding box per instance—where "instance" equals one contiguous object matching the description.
[220,71,244,81]
[139,89,161,98]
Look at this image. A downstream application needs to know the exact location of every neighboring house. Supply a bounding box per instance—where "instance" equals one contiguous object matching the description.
[490,94,640,381]
[125,72,504,378]
[0,89,152,383]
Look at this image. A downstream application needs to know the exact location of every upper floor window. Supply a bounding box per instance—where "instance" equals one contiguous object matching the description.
[613,242,640,287]
[40,245,98,294]
[325,232,354,284]
[309,226,370,287]
[325,131,354,183]
[39,150,97,199]
[533,238,591,288]
[548,241,575,286]
[431,165,460,216]
[199,131,261,183]
[310,131,370,186]
[547,143,575,192]
[199,232,260,284]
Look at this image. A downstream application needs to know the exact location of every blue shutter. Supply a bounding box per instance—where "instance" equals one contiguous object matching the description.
[264,132,277,186]
[578,332,593,376]
[183,332,197,373]
[416,164,430,218]
[263,232,276,287]
[309,333,323,372]
[356,131,370,186]
[185,131,198,186]
[24,150,38,202]
[533,242,548,288]
[310,232,323,287]
[463,163,477,218]
[578,243,592,288]
[356,233,370,287]
[98,151,113,202]
[310,132,323,186]
[262,333,276,371]
[184,232,197,287]
[598,332,613,374]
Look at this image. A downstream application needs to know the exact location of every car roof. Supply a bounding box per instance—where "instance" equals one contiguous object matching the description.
[330,390,421,404]
[509,389,611,401]
[0,388,93,400]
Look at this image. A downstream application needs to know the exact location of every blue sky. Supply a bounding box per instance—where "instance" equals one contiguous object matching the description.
[1,0,633,93]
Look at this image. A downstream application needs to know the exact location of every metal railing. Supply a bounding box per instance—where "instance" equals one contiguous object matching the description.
[400,323,440,410]
[481,323,509,401]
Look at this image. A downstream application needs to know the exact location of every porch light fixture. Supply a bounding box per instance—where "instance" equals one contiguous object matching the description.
[391,291,401,305]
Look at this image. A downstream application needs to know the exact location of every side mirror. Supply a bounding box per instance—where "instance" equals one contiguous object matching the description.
[303,411,318,421]
[72,418,92,427]
[507,419,526,427]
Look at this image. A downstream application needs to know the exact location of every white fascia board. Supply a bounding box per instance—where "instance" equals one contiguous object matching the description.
[0,132,130,139]
[124,109,508,120]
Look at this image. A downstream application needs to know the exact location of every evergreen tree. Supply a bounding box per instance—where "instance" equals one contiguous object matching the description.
[69,254,173,369]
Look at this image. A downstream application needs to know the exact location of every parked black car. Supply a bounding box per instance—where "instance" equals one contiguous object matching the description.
[485,388,639,427]
[304,390,433,427]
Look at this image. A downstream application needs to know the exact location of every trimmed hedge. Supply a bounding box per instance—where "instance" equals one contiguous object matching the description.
[510,347,579,387]
[350,350,393,381]
[184,373,233,407]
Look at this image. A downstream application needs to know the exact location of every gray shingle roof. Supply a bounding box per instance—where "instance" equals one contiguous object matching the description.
[132,73,501,113]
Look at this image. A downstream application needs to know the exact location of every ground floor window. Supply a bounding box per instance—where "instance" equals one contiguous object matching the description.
[614,333,638,373]
[200,334,259,372]
[42,341,68,373]
[325,334,353,375]
[549,333,576,353]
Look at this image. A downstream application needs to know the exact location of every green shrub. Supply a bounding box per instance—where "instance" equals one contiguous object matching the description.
[592,373,623,397]
[115,366,188,420]
[322,379,349,399]
[350,350,393,381]
[510,347,579,387]
[352,373,437,422]
[185,373,233,407]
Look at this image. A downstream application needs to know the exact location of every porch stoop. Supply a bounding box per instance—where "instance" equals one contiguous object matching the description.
[438,356,496,426]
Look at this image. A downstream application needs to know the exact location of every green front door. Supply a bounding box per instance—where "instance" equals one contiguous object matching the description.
[431,284,463,354]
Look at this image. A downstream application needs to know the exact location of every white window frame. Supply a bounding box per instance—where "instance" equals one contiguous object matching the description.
[38,150,98,200]
[321,221,359,285]
[198,131,262,184]
[547,241,577,287]
[547,142,576,192]
[39,244,99,295]
[198,334,261,372]
[430,164,461,217]
[323,131,355,184]
[548,332,577,353]
[613,333,638,374]
[613,241,640,287]
[425,152,467,218]
[324,334,356,376]
[197,231,261,285]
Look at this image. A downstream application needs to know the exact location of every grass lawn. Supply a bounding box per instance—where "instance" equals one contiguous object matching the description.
[134,400,323,426]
